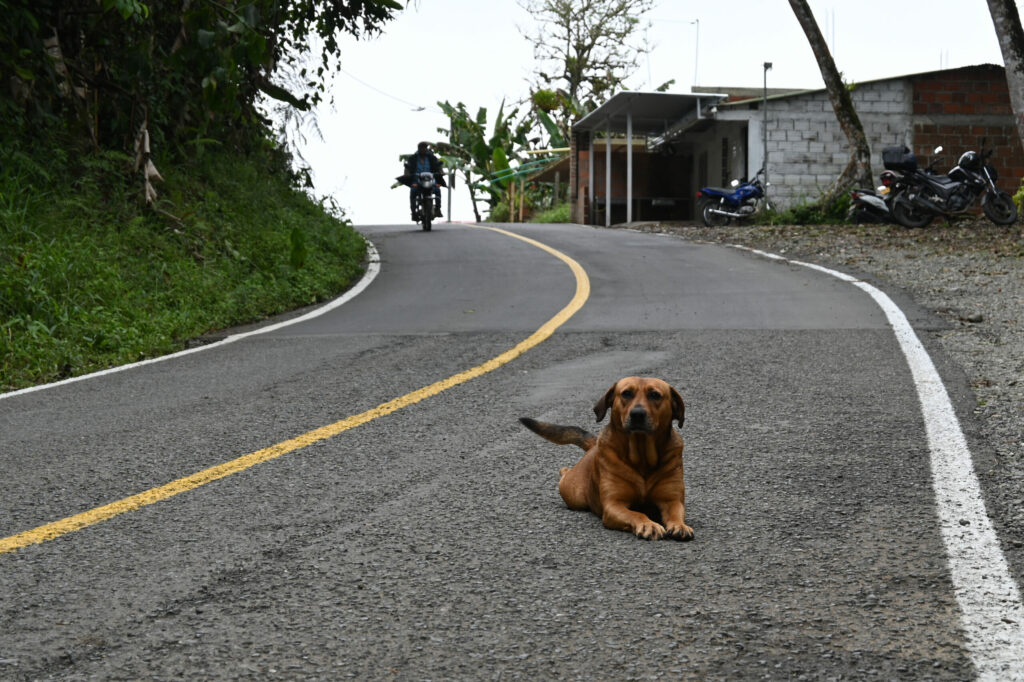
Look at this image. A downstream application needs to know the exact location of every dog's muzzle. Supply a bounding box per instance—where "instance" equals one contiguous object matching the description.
[626,407,654,433]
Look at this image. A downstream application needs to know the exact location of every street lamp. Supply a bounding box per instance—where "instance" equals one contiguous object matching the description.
[763,61,772,206]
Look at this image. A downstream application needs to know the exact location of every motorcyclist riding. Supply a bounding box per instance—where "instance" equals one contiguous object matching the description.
[403,141,444,221]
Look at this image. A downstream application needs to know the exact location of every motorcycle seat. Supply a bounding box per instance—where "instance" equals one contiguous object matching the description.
[702,187,734,194]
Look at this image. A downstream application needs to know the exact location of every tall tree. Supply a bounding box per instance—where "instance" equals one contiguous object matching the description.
[0,1,402,204]
[986,0,1024,152]
[518,0,655,143]
[788,0,873,205]
[0,1,402,153]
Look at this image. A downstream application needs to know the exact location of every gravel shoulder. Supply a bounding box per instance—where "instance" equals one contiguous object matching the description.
[609,218,1024,583]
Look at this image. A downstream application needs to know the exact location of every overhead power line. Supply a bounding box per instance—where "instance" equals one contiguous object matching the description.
[337,67,440,113]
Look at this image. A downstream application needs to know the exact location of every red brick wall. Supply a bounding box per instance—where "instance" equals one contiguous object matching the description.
[911,65,1024,191]
[912,66,1012,116]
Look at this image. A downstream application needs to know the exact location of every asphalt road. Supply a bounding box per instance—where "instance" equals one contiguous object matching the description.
[0,222,1019,680]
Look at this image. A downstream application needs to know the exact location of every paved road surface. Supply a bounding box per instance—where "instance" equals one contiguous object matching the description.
[1,222,1019,679]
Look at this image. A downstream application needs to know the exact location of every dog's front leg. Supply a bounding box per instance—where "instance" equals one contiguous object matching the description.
[657,499,694,541]
[601,502,665,540]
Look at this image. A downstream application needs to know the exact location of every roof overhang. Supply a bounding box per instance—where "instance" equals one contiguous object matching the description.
[573,91,727,135]
[528,154,570,183]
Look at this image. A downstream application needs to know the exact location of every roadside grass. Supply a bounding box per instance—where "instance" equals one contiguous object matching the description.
[1,140,365,393]
[757,193,851,225]
[530,201,571,223]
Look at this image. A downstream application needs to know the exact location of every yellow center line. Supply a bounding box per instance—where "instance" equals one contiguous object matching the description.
[1,225,589,554]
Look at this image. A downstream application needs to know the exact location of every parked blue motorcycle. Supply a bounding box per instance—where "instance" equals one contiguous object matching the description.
[696,167,767,226]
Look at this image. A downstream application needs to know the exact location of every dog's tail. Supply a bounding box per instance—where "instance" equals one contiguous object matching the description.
[519,417,597,450]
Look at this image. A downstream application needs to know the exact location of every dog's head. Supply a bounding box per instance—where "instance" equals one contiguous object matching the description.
[593,377,684,433]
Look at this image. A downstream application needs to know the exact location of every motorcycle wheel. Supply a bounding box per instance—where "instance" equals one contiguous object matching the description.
[846,206,878,224]
[982,190,1018,225]
[420,195,432,231]
[700,199,731,227]
[891,197,934,229]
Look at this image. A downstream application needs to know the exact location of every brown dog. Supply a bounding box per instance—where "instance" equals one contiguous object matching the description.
[520,377,693,541]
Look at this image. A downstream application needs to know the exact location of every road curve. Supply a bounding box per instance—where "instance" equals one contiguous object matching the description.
[0,222,1020,680]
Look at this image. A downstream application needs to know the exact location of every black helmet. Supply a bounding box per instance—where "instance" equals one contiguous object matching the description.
[958,150,980,170]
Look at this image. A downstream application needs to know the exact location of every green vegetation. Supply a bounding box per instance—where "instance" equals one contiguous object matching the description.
[758,193,851,225]
[482,180,569,224]
[1014,177,1024,216]
[436,100,533,222]
[519,0,657,143]
[0,2,403,391]
[0,1,401,158]
[435,0,658,221]
[1,137,365,392]
[529,202,572,223]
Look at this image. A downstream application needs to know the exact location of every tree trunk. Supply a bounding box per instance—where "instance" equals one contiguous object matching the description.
[788,0,873,206]
[986,0,1024,151]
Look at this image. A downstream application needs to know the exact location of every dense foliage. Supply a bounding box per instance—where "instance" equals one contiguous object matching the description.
[0,0,401,157]
[436,100,534,222]
[0,1,400,390]
[0,139,366,392]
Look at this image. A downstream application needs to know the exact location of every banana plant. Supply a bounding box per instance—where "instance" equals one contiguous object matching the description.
[437,99,532,222]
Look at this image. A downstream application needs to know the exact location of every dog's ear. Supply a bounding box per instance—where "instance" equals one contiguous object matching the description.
[670,386,685,427]
[593,381,618,422]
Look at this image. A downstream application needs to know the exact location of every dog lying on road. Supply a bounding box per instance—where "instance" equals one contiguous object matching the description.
[520,377,693,541]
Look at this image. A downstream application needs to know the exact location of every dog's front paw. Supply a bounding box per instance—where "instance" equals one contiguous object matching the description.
[665,523,694,542]
[633,519,667,540]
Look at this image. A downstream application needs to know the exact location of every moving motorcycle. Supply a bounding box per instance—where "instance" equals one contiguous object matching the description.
[847,170,903,224]
[886,143,1017,228]
[697,168,767,226]
[411,171,440,231]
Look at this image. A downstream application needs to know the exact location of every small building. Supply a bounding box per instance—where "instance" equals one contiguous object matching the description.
[568,64,1024,225]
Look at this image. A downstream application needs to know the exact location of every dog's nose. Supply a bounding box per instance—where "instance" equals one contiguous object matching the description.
[629,407,647,427]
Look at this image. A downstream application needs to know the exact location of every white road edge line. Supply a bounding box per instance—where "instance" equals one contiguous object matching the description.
[735,244,1024,681]
[0,240,382,402]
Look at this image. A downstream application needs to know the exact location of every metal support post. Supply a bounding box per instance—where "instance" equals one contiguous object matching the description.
[605,120,611,227]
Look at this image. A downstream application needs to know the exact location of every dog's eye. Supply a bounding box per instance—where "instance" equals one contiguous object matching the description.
[620,389,635,400]
[648,390,662,401]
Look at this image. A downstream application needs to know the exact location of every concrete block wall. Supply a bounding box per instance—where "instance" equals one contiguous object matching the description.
[762,79,912,207]
[762,64,1023,205]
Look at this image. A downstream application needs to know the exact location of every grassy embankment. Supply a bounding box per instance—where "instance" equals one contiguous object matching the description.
[1,140,366,393]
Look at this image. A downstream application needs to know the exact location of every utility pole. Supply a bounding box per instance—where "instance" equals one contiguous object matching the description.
[763,61,772,206]
[447,169,454,223]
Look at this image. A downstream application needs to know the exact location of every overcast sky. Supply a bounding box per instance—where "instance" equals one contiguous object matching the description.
[292,0,1016,226]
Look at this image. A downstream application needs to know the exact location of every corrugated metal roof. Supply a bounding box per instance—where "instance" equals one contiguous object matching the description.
[572,91,727,135]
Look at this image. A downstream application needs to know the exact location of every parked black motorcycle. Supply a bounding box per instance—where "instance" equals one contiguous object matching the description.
[885,143,1017,228]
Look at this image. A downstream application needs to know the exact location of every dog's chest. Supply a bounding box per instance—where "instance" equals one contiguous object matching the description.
[627,433,660,469]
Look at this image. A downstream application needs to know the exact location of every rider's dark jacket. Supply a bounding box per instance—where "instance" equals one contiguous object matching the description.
[401,151,446,187]
[404,150,442,177]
